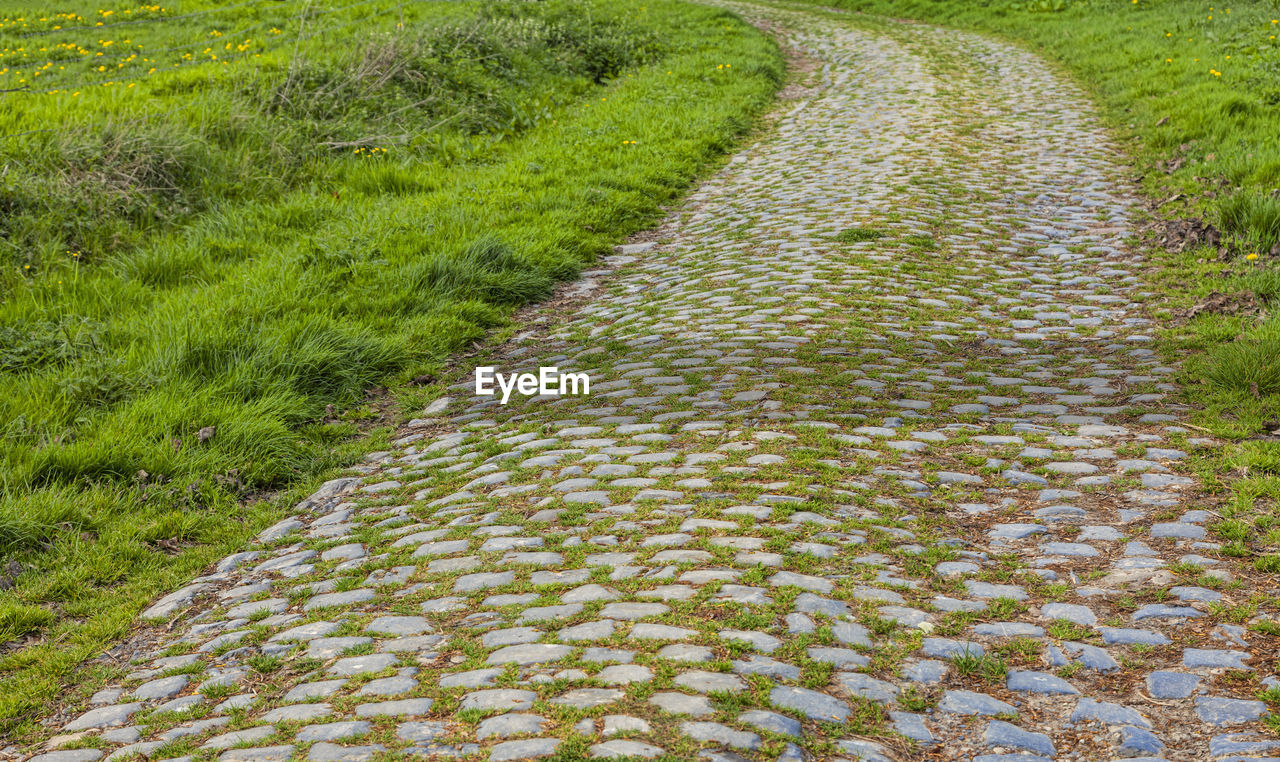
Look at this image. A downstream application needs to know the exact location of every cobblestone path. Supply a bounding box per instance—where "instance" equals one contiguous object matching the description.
[21,4,1280,762]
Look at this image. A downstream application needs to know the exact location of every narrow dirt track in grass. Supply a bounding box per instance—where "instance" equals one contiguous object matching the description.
[17,2,1278,761]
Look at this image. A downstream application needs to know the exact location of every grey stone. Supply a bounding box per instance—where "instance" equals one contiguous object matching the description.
[366,616,431,635]
[938,690,1016,717]
[889,712,934,744]
[739,709,801,738]
[132,675,189,701]
[590,740,666,759]
[1098,628,1170,646]
[355,698,435,717]
[308,742,386,761]
[1117,726,1165,757]
[679,722,761,750]
[219,747,293,762]
[29,753,104,762]
[1184,649,1251,670]
[648,692,713,716]
[64,703,143,731]
[296,721,371,743]
[674,670,745,693]
[1195,697,1267,726]
[1041,603,1096,626]
[329,654,398,676]
[489,738,561,761]
[476,713,546,740]
[461,690,538,712]
[283,680,347,703]
[769,686,849,723]
[984,720,1054,757]
[835,673,898,704]
[305,589,375,611]
[261,704,333,723]
[1006,670,1078,696]
[487,644,572,665]
[202,726,276,749]
[395,721,449,743]
[1145,671,1200,699]
[1069,697,1150,728]
[550,689,625,708]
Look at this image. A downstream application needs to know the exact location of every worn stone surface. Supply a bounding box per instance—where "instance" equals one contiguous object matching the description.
[17,3,1275,761]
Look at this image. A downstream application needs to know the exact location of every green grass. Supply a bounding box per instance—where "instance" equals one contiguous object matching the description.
[0,0,783,733]
[834,227,886,243]
[1204,318,1280,395]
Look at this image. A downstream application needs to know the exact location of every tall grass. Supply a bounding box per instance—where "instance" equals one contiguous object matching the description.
[0,0,783,733]
[1220,192,1280,253]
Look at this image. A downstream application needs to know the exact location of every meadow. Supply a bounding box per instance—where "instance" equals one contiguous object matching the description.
[0,0,783,731]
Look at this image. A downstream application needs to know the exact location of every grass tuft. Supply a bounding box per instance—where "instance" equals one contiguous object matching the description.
[1220,192,1280,254]
[1205,318,1280,396]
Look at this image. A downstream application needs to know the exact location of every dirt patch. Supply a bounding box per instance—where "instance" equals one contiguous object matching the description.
[1174,290,1261,321]
[1153,217,1222,253]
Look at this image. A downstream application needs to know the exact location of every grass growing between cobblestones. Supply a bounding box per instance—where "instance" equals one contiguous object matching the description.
[776,0,1280,643]
[0,0,783,734]
[776,1,1280,406]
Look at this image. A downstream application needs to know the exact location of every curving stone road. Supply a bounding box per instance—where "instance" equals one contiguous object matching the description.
[20,3,1279,762]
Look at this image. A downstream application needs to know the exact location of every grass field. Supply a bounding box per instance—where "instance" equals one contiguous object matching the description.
[0,0,783,732]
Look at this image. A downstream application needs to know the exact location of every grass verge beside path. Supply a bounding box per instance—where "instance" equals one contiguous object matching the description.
[0,0,782,735]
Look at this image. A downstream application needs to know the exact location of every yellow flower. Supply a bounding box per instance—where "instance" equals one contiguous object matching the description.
[1246,253,1259,260]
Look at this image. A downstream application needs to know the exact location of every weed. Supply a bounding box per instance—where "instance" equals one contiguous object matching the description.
[952,648,1008,682]
[835,227,886,243]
